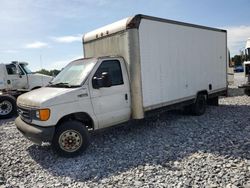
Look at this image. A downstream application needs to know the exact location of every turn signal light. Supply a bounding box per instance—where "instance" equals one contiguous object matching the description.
[39,109,50,121]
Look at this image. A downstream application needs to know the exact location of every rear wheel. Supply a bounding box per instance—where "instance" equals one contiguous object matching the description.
[0,95,17,119]
[52,120,90,157]
[191,94,207,116]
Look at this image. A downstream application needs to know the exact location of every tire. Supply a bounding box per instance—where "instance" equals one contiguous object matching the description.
[0,95,17,119]
[191,94,207,116]
[207,96,219,106]
[52,120,90,157]
[244,89,250,96]
[183,104,193,115]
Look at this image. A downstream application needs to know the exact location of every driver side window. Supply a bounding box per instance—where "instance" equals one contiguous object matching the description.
[6,64,18,75]
[93,60,124,87]
[6,64,25,75]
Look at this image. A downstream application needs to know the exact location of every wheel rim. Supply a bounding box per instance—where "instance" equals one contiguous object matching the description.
[0,100,13,115]
[59,130,83,152]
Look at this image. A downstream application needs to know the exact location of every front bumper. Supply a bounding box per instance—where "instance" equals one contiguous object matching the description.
[15,116,55,145]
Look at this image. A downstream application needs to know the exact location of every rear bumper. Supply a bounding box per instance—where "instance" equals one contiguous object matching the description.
[15,116,55,145]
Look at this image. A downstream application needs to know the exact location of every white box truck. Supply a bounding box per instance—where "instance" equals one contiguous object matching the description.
[0,61,52,118]
[15,15,227,157]
[239,38,250,95]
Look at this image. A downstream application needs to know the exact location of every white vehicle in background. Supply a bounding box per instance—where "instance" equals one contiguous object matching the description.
[15,14,228,157]
[239,38,250,95]
[227,50,234,85]
[0,61,52,118]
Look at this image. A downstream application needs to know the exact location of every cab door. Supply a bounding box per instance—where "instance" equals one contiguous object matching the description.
[5,64,28,90]
[89,58,131,129]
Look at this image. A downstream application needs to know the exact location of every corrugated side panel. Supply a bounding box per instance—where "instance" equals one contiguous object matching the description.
[139,19,227,110]
[83,18,131,43]
[84,32,130,61]
[84,30,145,119]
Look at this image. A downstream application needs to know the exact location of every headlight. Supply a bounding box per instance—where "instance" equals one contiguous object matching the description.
[35,109,50,121]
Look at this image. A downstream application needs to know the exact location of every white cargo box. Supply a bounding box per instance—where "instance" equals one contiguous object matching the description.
[83,14,227,119]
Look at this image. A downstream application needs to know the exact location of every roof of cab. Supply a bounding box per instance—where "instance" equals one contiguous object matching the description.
[11,61,28,65]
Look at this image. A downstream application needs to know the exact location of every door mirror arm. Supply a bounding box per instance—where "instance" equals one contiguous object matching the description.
[19,72,23,78]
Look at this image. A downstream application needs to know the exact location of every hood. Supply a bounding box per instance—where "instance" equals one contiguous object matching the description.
[28,73,53,87]
[33,73,53,78]
[32,73,53,81]
[17,86,89,108]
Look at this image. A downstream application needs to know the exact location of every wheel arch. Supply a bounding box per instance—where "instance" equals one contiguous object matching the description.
[56,112,95,130]
[196,90,208,101]
[0,94,17,101]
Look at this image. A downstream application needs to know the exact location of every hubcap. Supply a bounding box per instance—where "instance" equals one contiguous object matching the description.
[0,100,13,115]
[59,130,82,152]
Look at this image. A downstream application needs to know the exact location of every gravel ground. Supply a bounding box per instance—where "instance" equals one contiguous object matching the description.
[1,73,250,188]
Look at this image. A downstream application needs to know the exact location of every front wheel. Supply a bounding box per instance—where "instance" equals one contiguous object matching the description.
[52,120,90,157]
[0,95,17,119]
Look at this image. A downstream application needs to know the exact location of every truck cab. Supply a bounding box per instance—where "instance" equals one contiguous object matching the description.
[239,38,250,95]
[243,38,250,77]
[0,61,52,119]
[16,57,131,156]
[0,61,52,91]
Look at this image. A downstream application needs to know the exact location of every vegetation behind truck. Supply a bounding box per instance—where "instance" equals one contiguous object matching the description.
[0,61,52,118]
[15,15,228,157]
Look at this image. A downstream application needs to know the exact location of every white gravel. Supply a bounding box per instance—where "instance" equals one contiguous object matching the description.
[0,73,250,187]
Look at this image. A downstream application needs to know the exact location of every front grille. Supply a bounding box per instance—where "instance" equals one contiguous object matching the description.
[17,106,32,122]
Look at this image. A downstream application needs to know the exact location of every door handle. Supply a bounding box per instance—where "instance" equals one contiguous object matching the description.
[125,93,128,100]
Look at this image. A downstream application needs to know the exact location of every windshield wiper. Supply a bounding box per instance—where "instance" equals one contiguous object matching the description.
[49,82,80,88]
[49,82,71,87]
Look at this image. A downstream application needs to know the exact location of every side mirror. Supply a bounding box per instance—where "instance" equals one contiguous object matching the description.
[92,77,100,89]
[18,71,22,78]
[101,72,112,87]
[92,72,112,89]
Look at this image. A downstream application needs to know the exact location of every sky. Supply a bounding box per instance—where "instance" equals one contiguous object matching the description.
[0,0,250,71]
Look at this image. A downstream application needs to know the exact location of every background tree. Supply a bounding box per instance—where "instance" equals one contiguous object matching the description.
[36,69,60,76]
[231,55,243,67]
[50,69,60,76]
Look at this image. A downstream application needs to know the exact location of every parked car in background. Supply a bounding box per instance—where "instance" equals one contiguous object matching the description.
[234,66,244,72]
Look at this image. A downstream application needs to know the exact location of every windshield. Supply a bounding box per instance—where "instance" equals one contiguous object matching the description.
[20,64,32,74]
[49,58,97,87]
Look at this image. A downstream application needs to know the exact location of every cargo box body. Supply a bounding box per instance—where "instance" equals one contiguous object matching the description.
[83,14,227,119]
